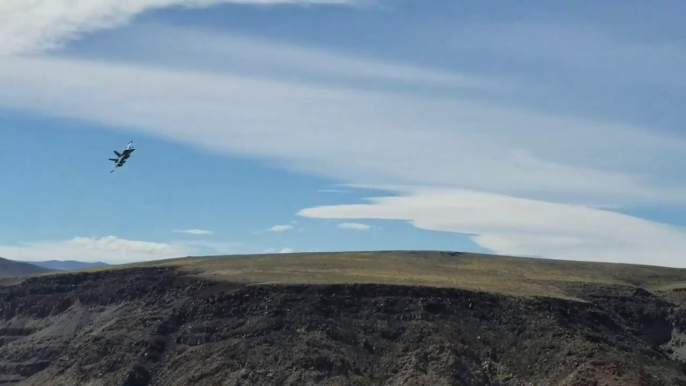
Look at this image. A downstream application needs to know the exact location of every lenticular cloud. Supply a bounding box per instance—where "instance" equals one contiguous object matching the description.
[298,188,686,268]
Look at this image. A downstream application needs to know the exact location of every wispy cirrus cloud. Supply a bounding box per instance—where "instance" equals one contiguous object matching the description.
[174,229,213,235]
[0,0,358,56]
[318,189,351,193]
[106,24,501,91]
[2,12,686,267]
[450,21,686,88]
[268,225,294,232]
[2,53,686,265]
[337,222,372,231]
[1,53,683,207]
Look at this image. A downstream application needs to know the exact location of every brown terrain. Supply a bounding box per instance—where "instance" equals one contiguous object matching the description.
[1,251,686,385]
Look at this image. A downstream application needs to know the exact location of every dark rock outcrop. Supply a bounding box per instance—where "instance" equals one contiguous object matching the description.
[0,267,685,385]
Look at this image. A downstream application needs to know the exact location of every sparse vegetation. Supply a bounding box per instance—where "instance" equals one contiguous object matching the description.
[80,251,686,299]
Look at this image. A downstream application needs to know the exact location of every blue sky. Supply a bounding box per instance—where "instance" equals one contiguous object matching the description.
[1,0,686,266]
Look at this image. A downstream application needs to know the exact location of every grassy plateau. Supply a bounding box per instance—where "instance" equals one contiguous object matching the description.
[65,250,686,300]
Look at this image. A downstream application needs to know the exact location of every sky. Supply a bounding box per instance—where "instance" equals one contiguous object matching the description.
[1,0,686,266]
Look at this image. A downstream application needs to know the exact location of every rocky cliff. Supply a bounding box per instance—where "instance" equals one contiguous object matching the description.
[1,263,686,385]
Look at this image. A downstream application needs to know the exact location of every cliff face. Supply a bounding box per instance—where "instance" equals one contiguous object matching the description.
[1,266,685,386]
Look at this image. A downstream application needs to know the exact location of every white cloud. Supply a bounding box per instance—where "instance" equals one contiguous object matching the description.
[108,24,500,91]
[0,236,195,264]
[450,21,686,88]
[279,247,294,253]
[299,188,686,268]
[0,0,357,56]
[318,189,349,193]
[1,55,685,207]
[0,236,243,264]
[174,229,213,235]
[268,225,294,232]
[337,222,372,230]
[1,18,686,267]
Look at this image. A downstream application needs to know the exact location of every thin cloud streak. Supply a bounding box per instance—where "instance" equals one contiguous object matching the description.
[174,229,214,235]
[318,189,351,193]
[0,0,358,56]
[110,24,502,91]
[0,55,684,207]
[450,21,686,88]
[268,225,294,232]
[338,222,372,230]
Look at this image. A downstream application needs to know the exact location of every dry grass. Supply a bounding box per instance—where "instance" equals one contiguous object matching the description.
[57,251,686,300]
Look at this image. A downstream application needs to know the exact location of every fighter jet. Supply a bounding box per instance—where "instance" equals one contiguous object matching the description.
[109,141,135,173]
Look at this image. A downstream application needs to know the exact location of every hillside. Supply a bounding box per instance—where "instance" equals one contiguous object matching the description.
[127,250,686,299]
[0,256,53,279]
[25,260,110,271]
[2,251,686,385]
